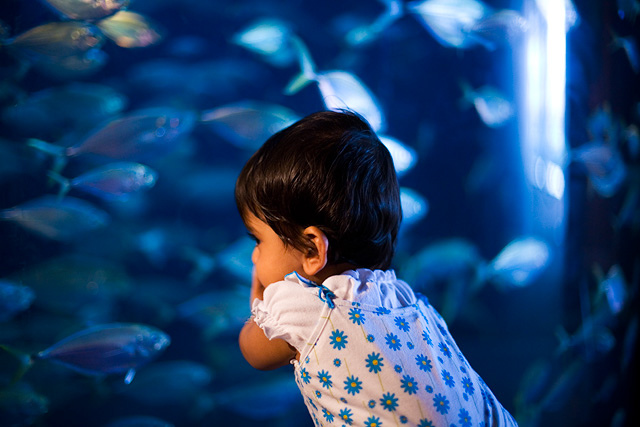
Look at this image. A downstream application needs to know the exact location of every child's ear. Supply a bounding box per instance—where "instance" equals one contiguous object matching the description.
[301,226,328,276]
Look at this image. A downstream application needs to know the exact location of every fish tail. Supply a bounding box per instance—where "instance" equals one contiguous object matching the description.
[27,138,65,157]
[284,72,313,95]
[0,344,34,384]
[46,170,71,200]
[289,35,316,80]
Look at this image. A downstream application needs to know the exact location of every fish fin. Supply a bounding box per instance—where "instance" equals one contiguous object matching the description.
[289,35,316,79]
[124,368,136,384]
[27,138,65,157]
[284,72,313,95]
[0,344,33,384]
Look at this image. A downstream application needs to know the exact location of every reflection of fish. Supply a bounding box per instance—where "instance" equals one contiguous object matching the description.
[200,101,300,150]
[48,162,158,201]
[96,11,164,49]
[42,0,130,21]
[36,323,170,384]
[0,280,35,322]
[0,195,110,241]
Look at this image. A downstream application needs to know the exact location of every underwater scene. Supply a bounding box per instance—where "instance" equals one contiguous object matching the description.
[0,0,638,426]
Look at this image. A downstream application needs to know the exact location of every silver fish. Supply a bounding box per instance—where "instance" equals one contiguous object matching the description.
[200,101,300,150]
[0,195,110,241]
[460,81,514,127]
[5,21,104,60]
[485,237,550,289]
[36,323,170,384]
[345,0,404,46]
[49,162,158,201]
[42,0,129,21]
[571,140,627,198]
[400,186,429,228]
[378,134,418,177]
[96,11,164,49]
[231,18,297,67]
[0,280,35,322]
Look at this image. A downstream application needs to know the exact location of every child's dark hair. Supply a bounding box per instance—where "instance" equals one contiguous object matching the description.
[235,110,402,270]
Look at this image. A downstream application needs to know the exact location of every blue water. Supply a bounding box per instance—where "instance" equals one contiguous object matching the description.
[0,0,638,426]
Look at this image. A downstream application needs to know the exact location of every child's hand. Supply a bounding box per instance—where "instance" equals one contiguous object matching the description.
[250,268,265,303]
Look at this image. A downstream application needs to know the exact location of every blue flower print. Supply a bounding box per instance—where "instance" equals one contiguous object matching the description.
[367,334,375,342]
[385,332,402,351]
[400,415,408,424]
[437,323,448,337]
[416,354,432,372]
[366,352,384,373]
[433,393,450,414]
[307,397,317,410]
[380,392,398,411]
[339,408,353,425]
[300,368,311,384]
[334,358,341,367]
[401,374,419,395]
[365,416,382,427]
[315,390,322,399]
[460,365,467,374]
[394,364,403,373]
[441,369,455,388]
[439,342,452,358]
[407,341,414,349]
[349,307,365,325]
[330,329,348,350]
[368,399,376,408]
[375,306,391,316]
[344,375,363,395]
[425,385,434,393]
[418,419,435,427]
[318,370,333,389]
[340,397,348,404]
[462,376,475,395]
[458,408,472,427]
[422,329,433,346]
[394,316,410,332]
[323,408,334,423]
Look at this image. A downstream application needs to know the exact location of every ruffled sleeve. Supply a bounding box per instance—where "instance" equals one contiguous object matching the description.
[251,275,326,354]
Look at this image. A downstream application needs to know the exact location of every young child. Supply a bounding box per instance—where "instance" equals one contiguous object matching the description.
[235,110,518,426]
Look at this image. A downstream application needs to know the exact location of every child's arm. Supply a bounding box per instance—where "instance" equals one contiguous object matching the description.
[239,271,298,370]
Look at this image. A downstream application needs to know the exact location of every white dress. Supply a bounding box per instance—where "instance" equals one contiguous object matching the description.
[252,269,518,426]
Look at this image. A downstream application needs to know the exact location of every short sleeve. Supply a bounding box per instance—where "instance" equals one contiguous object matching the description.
[251,278,325,353]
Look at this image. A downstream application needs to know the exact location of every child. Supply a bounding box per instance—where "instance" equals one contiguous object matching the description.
[235,110,518,426]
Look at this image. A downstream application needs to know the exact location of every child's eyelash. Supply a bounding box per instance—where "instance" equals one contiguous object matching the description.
[247,232,259,244]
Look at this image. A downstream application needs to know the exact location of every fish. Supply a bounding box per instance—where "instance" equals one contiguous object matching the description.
[1,83,127,139]
[13,254,131,319]
[459,81,514,127]
[48,162,158,201]
[114,360,213,407]
[344,0,404,46]
[285,36,386,132]
[231,18,297,67]
[34,47,109,80]
[407,0,490,49]
[0,382,49,427]
[399,186,429,228]
[177,288,250,339]
[41,0,130,21]
[104,416,175,427]
[468,9,528,49]
[617,0,640,22]
[96,11,164,49]
[0,195,110,241]
[570,140,627,198]
[2,21,104,61]
[0,280,35,322]
[199,101,300,150]
[378,134,418,177]
[610,32,639,74]
[484,237,550,289]
[28,107,197,165]
[36,323,170,384]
